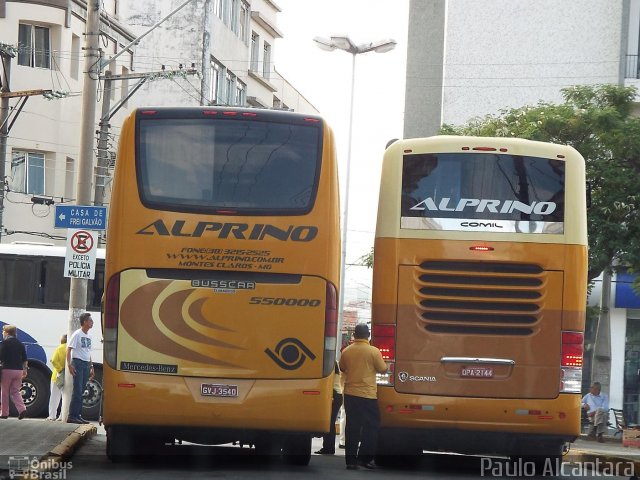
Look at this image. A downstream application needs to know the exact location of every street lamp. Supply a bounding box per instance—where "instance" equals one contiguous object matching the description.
[313,35,396,346]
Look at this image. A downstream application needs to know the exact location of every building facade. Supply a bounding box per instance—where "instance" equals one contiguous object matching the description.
[404,0,627,138]
[117,0,316,112]
[0,0,316,246]
[0,0,135,244]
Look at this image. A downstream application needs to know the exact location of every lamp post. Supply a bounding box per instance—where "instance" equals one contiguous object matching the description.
[313,35,396,346]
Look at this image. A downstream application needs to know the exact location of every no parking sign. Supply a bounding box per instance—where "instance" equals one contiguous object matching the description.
[64,229,97,279]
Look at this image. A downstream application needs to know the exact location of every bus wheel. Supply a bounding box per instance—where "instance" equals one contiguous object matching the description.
[20,367,49,417]
[375,432,421,468]
[254,433,282,462]
[282,434,311,466]
[82,365,103,420]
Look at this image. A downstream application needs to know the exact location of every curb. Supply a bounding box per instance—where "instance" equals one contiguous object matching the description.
[15,424,96,480]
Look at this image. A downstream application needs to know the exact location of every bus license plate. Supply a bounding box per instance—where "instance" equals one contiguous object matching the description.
[461,367,494,378]
[200,384,238,397]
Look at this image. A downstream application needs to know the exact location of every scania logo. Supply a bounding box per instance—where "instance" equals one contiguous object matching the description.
[398,371,437,383]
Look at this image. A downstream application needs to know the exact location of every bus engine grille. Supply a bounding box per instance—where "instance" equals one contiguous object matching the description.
[416,261,545,336]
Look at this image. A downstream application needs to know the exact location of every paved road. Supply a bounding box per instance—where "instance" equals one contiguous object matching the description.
[63,429,634,480]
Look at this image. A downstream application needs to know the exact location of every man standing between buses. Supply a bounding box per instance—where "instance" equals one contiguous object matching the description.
[66,313,95,424]
[339,323,388,470]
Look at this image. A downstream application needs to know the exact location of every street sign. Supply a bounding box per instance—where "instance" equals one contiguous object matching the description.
[64,229,97,279]
[55,205,107,230]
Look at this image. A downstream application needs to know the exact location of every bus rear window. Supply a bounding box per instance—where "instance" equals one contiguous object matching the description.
[137,118,322,215]
[401,153,565,233]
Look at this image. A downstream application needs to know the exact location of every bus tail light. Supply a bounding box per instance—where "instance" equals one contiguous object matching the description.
[372,325,396,385]
[560,331,583,393]
[103,273,121,369]
[323,282,338,377]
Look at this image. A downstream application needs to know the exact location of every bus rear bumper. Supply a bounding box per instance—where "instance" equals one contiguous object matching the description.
[102,369,332,436]
[377,387,579,455]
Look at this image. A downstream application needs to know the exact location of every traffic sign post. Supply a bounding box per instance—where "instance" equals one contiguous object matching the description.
[64,229,97,279]
[55,205,107,230]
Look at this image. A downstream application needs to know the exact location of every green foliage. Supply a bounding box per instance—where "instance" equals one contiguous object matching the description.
[357,247,374,268]
[442,84,640,286]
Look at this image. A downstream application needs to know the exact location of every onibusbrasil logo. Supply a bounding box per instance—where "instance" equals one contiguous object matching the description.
[8,455,73,479]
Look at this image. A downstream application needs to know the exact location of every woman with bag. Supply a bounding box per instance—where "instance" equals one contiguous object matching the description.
[47,334,67,421]
[0,324,28,419]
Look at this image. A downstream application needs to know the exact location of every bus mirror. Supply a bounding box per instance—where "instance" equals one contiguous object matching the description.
[385,138,399,149]
[586,181,592,209]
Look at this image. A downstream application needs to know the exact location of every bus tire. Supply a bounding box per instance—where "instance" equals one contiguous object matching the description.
[20,366,49,418]
[282,434,311,466]
[254,433,282,462]
[82,365,103,421]
[375,431,421,468]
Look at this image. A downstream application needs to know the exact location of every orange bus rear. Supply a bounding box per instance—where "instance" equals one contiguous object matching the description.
[102,107,340,465]
[372,136,587,470]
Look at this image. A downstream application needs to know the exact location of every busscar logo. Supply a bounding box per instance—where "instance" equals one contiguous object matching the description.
[191,279,256,290]
[137,219,318,242]
[265,338,316,370]
[410,197,557,216]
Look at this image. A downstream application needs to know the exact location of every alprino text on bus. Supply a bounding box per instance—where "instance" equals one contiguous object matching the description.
[137,220,318,241]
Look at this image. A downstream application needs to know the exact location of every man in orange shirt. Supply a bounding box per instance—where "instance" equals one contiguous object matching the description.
[339,323,387,470]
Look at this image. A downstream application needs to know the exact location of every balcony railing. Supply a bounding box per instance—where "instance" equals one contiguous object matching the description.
[626,55,640,79]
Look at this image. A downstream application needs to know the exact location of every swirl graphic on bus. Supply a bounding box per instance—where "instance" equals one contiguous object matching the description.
[265,338,316,370]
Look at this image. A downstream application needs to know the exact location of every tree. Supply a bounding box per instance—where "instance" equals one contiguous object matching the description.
[441,84,640,288]
[357,247,374,268]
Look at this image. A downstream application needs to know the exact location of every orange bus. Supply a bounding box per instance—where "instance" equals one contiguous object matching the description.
[371,136,587,470]
[102,107,340,464]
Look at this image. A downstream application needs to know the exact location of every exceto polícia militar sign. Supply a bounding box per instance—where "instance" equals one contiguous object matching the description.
[64,229,97,279]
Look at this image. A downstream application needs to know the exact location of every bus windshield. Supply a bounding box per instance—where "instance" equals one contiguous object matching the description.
[137,117,321,214]
[401,153,565,233]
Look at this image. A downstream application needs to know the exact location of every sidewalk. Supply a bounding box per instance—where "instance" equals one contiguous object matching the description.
[566,434,640,473]
[0,418,95,480]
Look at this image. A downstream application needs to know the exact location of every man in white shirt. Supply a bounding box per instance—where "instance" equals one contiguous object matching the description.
[581,381,609,442]
[66,312,95,424]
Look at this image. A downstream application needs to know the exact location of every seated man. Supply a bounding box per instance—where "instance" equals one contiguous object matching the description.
[581,381,609,442]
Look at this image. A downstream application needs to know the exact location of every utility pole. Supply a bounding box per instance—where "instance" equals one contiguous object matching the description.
[62,0,101,422]
[200,0,212,105]
[0,47,14,244]
[93,71,113,210]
